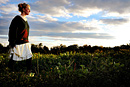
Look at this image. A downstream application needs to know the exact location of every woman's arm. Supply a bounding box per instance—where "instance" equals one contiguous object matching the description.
[8,16,18,48]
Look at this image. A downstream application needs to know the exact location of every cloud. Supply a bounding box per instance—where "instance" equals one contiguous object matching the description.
[0,35,7,39]
[29,0,103,17]
[100,18,129,25]
[29,20,100,34]
[0,4,17,13]
[29,0,130,18]
[0,0,9,5]
[0,18,10,35]
[30,0,71,17]
[35,15,58,22]
[70,0,130,14]
[48,32,114,39]
[0,29,8,35]
[30,30,114,39]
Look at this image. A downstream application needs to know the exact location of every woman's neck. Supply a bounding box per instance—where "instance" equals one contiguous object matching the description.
[20,13,27,21]
[21,13,26,18]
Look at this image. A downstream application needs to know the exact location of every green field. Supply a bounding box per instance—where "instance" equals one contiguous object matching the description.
[0,49,130,87]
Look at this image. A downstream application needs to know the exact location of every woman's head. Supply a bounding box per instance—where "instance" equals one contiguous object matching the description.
[18,3,30,15]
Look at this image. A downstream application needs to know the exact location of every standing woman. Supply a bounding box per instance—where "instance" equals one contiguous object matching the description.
[8,3,32,73]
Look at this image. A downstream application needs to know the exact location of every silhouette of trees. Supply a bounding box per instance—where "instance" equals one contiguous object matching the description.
[0,43,3,53]
[42,46,49,54]
[31,43,50,54]
[67,44,78,52]
[0,43,9,53]
[31,44,39,53]
[1,43,130,54]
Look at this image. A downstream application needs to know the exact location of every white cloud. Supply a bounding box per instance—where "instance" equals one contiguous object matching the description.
[29,18,102,34]
[70,0,130,14]
[68,6,102,17]
[36,15,58,22]
[0,0,9,5]
[29,0,130,18]
[0,4,17,13]
[30,0,71,17]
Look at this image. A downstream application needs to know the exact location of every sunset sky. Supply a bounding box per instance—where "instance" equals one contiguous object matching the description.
[1,0,130,48]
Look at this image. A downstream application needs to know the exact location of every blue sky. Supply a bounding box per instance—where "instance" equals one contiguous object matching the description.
[1,0,130,48]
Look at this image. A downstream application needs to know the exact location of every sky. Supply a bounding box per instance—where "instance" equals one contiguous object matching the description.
[1,0,130,48]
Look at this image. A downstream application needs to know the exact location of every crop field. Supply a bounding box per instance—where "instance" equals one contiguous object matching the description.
[0,49,130,87]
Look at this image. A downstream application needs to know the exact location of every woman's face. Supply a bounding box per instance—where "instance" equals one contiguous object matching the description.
[23,5,30,15]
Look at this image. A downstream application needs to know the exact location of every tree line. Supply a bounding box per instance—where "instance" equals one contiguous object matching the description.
[1,43,130,54]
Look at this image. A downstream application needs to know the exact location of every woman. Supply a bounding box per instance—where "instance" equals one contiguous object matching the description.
[8,3,32,73]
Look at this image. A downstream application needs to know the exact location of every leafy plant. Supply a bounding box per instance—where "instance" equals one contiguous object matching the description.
[0,49,130,87]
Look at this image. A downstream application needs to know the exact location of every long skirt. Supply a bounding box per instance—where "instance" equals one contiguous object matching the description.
[9,43,33,61]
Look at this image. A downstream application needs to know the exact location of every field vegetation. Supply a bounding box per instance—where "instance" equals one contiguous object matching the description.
[0,43,130,87]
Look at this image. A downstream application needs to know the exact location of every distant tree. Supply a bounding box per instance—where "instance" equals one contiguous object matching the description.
[39,43,43,48]
[30,43,130,54]
[60,44,67,53]
[0,43,3,53]
[31,44,39,53]
[43,46,49,54]
[0,43,3,48]
[50,46,61,54]
[114,46,120,52]
[67,44,78,52]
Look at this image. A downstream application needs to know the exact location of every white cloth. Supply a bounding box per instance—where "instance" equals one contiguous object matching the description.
[10,43,33,61]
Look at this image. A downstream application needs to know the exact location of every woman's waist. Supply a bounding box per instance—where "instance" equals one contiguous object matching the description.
[15,39,29,45]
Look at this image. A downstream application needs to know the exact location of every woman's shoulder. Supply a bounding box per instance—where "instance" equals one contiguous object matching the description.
[13,15,21,19]
[11,15,21,22]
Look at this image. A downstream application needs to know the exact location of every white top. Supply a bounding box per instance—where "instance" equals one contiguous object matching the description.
[9,43,33,61]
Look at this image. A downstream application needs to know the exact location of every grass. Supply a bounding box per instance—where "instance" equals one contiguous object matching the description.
[0,49,130,87]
